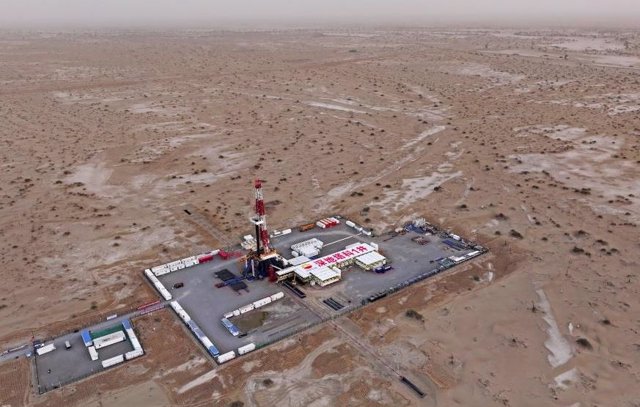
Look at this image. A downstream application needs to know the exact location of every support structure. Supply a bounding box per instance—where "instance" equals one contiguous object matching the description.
[251,179,271,256]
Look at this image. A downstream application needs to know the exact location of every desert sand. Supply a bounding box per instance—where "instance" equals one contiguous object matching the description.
[0,27,639,406]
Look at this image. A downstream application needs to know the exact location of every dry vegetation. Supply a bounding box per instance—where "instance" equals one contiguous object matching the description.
[0,27,639,406]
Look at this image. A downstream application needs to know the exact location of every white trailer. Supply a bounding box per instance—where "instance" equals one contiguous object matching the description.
[125,349,144,360]
[101,354,124,368]
[93,331,126,350]
[216,351,236,364]
[253,297,272,309]
[170,301,191,322]
[237,343,256,355]
[88,346,99,361]
[145,269,172,300]
[36,343,56,356]
[238,304,255,314]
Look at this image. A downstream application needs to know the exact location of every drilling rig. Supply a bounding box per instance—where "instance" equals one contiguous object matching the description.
[244,179,282,281]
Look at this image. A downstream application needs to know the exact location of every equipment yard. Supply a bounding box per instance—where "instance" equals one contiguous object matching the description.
[33,319,144,393]
[22,211,485,394]
[152,214,484,364]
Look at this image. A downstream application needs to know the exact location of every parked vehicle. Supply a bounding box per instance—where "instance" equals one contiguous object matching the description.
[64,341,71,350]
[173,282,184,289]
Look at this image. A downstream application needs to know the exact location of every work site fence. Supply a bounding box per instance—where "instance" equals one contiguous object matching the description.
[32,305,139,349]
[32,307,154,395]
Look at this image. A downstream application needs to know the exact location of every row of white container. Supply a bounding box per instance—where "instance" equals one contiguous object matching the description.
[125,327,142,351]
[271,228,292,238]
[144,269,173,301]
[150,249,220,277]
[449,250,481,264]
[101,354,124,368]
[345,219,373,236]
[291,246,319,258]
[170,301,191,323]
[291,238,324,252]
[223,291,284,319]
[93,331,126,350]
[151,256,197,276]
[169,300,222,359]
[237,343,256,355]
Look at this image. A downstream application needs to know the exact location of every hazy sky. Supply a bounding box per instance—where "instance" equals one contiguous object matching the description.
[1,0,639,27]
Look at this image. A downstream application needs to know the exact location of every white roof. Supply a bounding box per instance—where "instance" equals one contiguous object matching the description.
[295,268,311,279]
[288,256,311,266]
[356,251,386,266]
[310,266,340,281]
[294,243,375,275]
[291,238,323,251]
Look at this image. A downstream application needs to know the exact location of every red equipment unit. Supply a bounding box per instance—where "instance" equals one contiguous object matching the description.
[198,254,215,263]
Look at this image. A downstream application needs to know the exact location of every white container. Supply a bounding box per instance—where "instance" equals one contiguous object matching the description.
[216,351,236,364]
[451,234,461,241]
[36,343,56,356]
[238,304,255,314]
[201,337,214,348]
[126,328,141,350]
[125,349,144,360]
[223,312,234,319]
[345,220,355,227]
[281,229,292,235]
[316,221,326,229]
[232,309,241,317]
[253,297,272,308]
[270,291,285,301]
[88,346,99,361]
[93,331,126,350]
[101,354,124,368]
[238,343,256,355]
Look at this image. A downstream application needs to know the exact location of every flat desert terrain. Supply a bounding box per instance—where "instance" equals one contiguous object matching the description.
[0,27,639,406]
